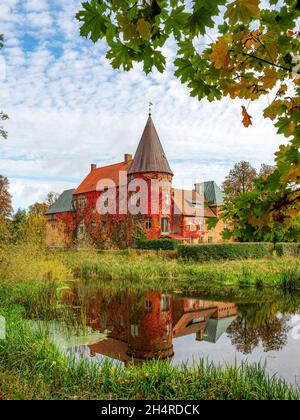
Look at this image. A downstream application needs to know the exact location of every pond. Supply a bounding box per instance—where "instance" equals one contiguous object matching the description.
[45,283,300,386]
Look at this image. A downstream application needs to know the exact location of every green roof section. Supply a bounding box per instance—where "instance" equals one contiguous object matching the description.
[45,189,75,215]
[196,181,224,206]
[204,316,237,344]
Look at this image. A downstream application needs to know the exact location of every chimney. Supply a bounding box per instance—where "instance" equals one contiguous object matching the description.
[124,154,132,164]
[91,164,97,172]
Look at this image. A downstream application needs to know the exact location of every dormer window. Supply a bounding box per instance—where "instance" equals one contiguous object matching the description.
[192,201,202,209]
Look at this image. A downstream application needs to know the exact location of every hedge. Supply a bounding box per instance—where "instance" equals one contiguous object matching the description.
[136,238,180,250]
[274,243,300,257]
[178,242,274,261]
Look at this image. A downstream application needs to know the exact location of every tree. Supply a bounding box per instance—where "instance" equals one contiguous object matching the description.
[227,307,290,354]
[222,161,258,197]
[46,192,59,207]
[0,35,8,140]
[259,163,276,179]
[0,175,12,220]
[28,202,49,216]
[28,192,59,216]
[76,0,300,238]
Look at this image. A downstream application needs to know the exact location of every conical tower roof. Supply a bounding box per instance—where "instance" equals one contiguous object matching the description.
[128,116,173,176]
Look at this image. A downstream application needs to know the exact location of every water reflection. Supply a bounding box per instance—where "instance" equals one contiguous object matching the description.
[66,288,238,362]
[227,306,291,354]
[57,285,300,384]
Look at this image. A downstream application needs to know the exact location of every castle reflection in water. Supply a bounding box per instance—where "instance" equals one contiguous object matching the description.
[71,289,238,363]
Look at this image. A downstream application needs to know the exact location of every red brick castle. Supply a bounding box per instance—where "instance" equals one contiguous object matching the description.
[46,114,226,246]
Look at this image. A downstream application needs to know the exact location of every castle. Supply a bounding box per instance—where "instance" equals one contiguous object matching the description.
[46,114,226,246]
[67,288,238,363]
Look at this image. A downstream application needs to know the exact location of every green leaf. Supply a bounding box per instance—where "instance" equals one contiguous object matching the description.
[188,0,226,36]
[143,47,166,74]
[76,1,109,43]
[106,43,135,71]
[225,0,260,25]
[174,58,195,83]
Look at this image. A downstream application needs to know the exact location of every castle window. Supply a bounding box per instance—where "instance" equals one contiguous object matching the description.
[91,221,97,230]
[165,193,170,206]
[131,324,139,337]
[145,299,152,313]
[166,323,172,335]
[100,313,107,329]
[120,316,125,328]
[145,217,152,230]
[78,221,85,235]
[102,222,107,233]
[188,222,194,231]
[198,218,204,231]
[161,295,170,312]
[161,217,170,234]
[208,237,214,243]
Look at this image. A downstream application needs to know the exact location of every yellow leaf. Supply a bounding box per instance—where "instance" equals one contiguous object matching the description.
[221,81,240,98]
[265,41,278,63]
[241,105,253,127]
[136,18,151,40]
[261,67,277,90]
[210,39,230,69]
[263,100,287,120]
[242,30,264,49]
[277,84,287,96]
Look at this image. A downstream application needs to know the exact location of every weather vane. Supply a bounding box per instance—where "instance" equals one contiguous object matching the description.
[149,101,153,116]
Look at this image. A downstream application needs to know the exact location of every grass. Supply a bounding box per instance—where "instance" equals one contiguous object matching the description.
[61,250,300,293]
[1,244,299,292]
[0,307,298,400]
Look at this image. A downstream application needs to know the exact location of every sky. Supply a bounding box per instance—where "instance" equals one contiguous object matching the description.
[0,0,287,211]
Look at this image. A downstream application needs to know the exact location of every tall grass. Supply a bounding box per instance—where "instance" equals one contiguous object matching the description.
[1,244,299,292]
[0,243,72,283]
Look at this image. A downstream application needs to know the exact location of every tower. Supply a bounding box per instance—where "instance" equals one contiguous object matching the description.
[128,114,173,239]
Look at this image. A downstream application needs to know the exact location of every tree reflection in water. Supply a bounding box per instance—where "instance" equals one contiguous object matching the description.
[227,302,291,354]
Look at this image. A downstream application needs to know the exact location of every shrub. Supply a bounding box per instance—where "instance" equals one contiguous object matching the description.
[136,238,180,251]
[274,243,300,257]
[178,243,274,261]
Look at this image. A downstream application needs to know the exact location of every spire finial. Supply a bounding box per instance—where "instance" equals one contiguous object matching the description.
[148,101,153,116]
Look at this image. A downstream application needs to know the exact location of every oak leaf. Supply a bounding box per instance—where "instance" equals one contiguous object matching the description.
[241,105,253,127]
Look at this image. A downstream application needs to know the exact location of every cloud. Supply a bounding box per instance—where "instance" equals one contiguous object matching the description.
[0,0,287,211]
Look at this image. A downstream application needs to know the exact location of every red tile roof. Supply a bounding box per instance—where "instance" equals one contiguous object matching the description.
[74,160,133,195]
